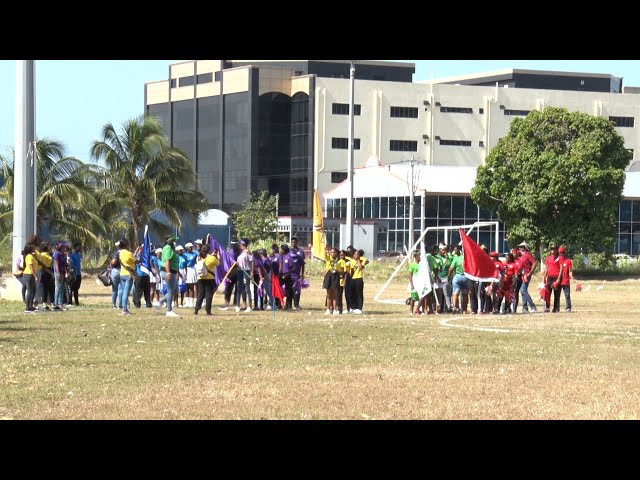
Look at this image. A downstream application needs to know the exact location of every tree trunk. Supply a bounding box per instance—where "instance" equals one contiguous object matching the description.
[539,242,547,274]
[132,218,141,249]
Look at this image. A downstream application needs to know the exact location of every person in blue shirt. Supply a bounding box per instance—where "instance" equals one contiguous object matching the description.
[110,241,122,309]
[68,242,83,306]
[176,245,187,307]
[133,244,153,308]
[150,248,163,303]
[183,242,199,308]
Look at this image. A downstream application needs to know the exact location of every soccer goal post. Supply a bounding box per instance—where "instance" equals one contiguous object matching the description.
[374,221,500,305]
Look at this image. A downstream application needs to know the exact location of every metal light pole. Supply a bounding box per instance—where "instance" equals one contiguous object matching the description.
[13,60,37,268]
[346,60,356,247]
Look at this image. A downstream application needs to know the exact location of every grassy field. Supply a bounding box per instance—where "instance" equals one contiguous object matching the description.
[1,260,640,420]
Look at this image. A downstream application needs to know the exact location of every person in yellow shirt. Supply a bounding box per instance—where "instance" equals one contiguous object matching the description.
[117,239,141,316]
[194,243,221,316]
[22,243,40,313]
[350,250,368,314]
[38,242,55,311]
[337,250,350,314]
[322,247,344,315]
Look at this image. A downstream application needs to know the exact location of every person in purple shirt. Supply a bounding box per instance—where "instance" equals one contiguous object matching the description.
[220,242,242,311]
[280,243,304,310]
[290,237,306,308]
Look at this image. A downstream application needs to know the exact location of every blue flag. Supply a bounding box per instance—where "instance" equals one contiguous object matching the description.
[139,224,152,276]
[207,234,235,285]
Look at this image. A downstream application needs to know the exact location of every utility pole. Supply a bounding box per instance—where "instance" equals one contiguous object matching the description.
[346,60,356,248]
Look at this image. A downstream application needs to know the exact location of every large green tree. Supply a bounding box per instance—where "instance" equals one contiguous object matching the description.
[0,139,106,247]
[471,107,631,259]
[90,115,209,245]
[232,191,278,243]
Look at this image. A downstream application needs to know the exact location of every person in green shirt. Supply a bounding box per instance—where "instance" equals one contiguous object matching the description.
[435,245,452,313]
[159,234,181,317]
[424,244,440,314]
[448,244,468,314]
[408,251,421,315]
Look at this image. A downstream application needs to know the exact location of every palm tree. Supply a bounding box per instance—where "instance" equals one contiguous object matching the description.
[0,139,106,248]
[90,115,209,245]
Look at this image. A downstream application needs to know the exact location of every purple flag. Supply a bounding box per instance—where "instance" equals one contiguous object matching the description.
[207,234,236,285]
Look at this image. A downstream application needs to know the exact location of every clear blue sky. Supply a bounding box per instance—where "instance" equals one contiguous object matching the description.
[2,60,640,161]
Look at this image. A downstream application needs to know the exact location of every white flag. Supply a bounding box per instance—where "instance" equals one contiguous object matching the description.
[414,241,433,299]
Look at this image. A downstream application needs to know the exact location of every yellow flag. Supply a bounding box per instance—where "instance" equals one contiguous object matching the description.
[312,190,327,261]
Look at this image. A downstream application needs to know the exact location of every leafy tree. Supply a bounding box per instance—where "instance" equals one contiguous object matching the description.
[0,139,106,248]
[90,115,209,245]
[471,107,631,261]
[232,191,278,243]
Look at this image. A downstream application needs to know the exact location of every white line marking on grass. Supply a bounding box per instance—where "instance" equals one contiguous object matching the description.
[438,316,511,333]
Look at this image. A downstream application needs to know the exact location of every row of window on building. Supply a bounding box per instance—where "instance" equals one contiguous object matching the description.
[330,102,635,127]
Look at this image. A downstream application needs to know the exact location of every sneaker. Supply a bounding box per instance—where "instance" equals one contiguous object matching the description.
[44,306,51,311]
[565,308,571,313]
[193,310,198,315]
[121,310,132,316]
[544,308,550,313]
[266,305,272,311]
[333,310,340,315]
[24,308,36,313]
[295,306,302,310]
[352,309,362,315]
[235,306,241,312]
[219,306,229,311]
[205,312,213,316]
[245,307,252,312]
[166,311,180,317]
[112,305,118,309]
[325,309,331,315]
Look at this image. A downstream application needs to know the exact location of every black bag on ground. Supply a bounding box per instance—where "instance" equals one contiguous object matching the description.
[98,268,112,287]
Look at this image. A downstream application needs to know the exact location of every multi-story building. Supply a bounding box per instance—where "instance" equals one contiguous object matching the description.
[145,62,640,255]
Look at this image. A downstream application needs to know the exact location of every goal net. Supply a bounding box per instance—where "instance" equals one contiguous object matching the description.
[374,221,500,305]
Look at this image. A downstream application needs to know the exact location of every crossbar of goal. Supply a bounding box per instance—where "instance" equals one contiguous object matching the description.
[374,221,500,304]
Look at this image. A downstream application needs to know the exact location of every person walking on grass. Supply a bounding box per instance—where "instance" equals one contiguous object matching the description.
[323,247,344,315]
[194,243,220,316]
[158,234,181,318]
[518,242,538,313]
[558,246,574,313]
[110,240,122,309]
[68,242,83,306]
[22,244,39,314]
[117,239,140,316]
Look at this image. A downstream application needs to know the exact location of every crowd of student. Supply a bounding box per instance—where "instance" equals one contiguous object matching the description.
[107,235,311,317]
[15,234,83,313]
[407,241,575,315]
[321,246,369,315]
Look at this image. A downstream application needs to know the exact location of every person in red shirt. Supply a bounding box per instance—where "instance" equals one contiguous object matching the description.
[558,246,573,313]
[489,251,504,314]
[517,242,538,313]
[501,253,518,314]
[511,248,524,313]
[544,244,564,313]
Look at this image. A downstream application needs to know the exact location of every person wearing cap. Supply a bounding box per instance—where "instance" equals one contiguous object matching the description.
[110,240,123,310]
[518,241,538,313]
[159,234,181,317]
[183,242,199,309]
[194,239,203,253]
[150,247,163,303]
[544,244,564,313]
[558,246,573,313]
[235,239,254,312]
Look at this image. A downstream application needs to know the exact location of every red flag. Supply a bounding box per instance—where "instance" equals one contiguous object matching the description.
[271,272,285,308]
[459,228,500,282]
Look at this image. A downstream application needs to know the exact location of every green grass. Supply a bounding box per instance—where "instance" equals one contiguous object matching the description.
[1,263,640,419]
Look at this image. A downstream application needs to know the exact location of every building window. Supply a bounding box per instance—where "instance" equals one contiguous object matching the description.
[628,148,634,159]
[332,137,361,149]
[440,106,473,114]
[390,140,418,152]
[439,139,472,146]
[295,70,303,76]
[214,71,222,82]
[390,106,419,118]
[610,116,635,128]
[479,108,484,114]
[170,78,177,88]
[197,73,213,84]
[332,103,361,115]
[179,76,195,87]
[331,172,348,183]
[479,140,485,147]
[504,109,530,116]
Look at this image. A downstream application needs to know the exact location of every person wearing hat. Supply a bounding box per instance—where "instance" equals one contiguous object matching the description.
[158,234,181,317]
[517,241,538,313]
[558,246,573,312]
[194,239,203,252]
[544,244,564,313]
[183,242,199,308]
